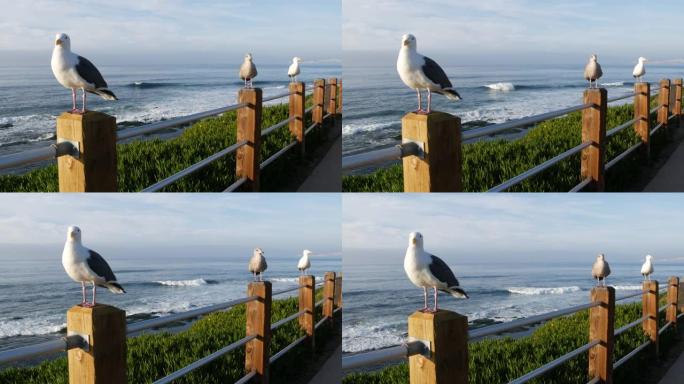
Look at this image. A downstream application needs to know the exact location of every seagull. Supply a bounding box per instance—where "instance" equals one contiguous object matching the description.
[288,57,302,82]
[298,249,311,275]
[404,232,468,313]
[641,254,654,281]
[591,253,611,286]
[239,53,258,88]
[633,57,647,83]
[248,247,267,281]
[61,226,125,307]
[584,54,603,89]
[51,33,117,114]
[397,34,461,114]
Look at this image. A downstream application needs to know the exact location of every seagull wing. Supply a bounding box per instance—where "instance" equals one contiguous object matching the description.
[422,56,453,89]
[86,250,118,283]
[76,56,108,89]
[429,254,460,287]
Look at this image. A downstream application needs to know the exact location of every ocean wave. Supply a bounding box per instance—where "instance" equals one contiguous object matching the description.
[342,121,398,135]
[613,285,643,291]
[127,82,182,89]
[507,286,581,295]
[484,82,515,91]
[154,279,218,287]
[0,317,65,338]
[600,81,626,87]
[0,132,56,148]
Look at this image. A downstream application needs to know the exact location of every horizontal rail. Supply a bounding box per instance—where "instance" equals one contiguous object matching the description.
[488,141,591,192]
[270,335,307,364]
[152,334,256,384]
[342,142,421,172]
[616,290,644,301]
[272,285,302,296]
[305,122,318,135]
[305,106,314,114]
[142,140,248,192]
[606,93,635,103]
[469,301,599,340]
[651,122,664,135]
[234,371,257,384]
[127,295,257,334]
[659,304,669,313]
[342,340,427,370]
[262,117,294,137]
[262,91,292,102]
[0,334,86,365]
[0,141,77,171]
[569,177,592,192]
[659,321,672,335]
[587,377,600,384]
[315,317,328,329]
[224,177,247,192]
[323,113,333,120]
[463,102,592,141]
[614,316,646,337]
[333,307,342,314]
[271,310,306,331]
[650,105,660,114]
[605,142,642,170]
[507,340,599,384]
[315,299,324,307]
[260,141,297,170]
[614,340,650,369]
[606,119,636,137]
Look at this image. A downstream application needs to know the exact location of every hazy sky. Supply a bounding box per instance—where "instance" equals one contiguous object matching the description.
[344,0,684,66]
[0,194,341,258]
[343,194,684,263]
[0,0,341,65]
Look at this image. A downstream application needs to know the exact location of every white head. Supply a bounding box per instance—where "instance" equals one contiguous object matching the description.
[66,226,82,242]
[597,253,605,260]
[638,57,648,63]
[303,249,312,258]
[245,53,253,61]
[401,34,416,49]
[590,54,598,61]
[292,57,302,63]
[408,232,424,248]
[55,33,71,50]
[646,254,653,261]
[254,247,264,256]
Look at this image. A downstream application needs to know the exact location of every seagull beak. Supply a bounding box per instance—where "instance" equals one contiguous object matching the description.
[56,39,62,46]
[411,238,417,244]
[403,40,409,46]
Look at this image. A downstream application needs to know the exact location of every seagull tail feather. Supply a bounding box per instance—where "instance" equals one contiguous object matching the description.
[94,89,118,101]
[106,282,126,294]
[448,286,468,299]
[442,88,462,101]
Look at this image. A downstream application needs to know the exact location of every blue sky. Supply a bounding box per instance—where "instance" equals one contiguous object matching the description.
[0,194,341,259]
[0,0,341,65]
[343,194,684,263]
[344,0,684,66]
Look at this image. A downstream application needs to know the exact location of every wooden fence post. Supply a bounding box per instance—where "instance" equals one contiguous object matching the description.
[674,79,683,128]
[299,275,315,350]
[634,83,651,160]
[658,79,671,136]
[327,78,338,117]
[245,281,272,384]
[323,272,335,320]
[334,276,342,309]
[337,80,343,114]
[236,88,262,192]
[667,277,679,329]
[588,286,615,384]
[313,79,326,127]
[678,280,684,313]
[289,82,306,156]
[402,112,461,192]
[56,112,117,192]
[642,280,659,357]
[408,310,467,384]
[581,88,607,192]
[66,305,126,384]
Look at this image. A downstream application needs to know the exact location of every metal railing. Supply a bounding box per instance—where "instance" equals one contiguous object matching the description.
[343,340,429,371]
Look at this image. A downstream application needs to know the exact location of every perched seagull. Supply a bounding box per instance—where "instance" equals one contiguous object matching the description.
[641,254,654,281]
[584,54,603,89]
[633,57,648,83]
[51,33,117,114]
[239,53,258,88]
[298,249,312,275]
[404,232,468,313]
[248,247,267,281]
[396,34,461,114]
[61,226,125,307]
[591,253,611,286]
[288,57,302,82]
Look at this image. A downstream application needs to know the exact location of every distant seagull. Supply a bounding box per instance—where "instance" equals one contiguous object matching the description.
[298,249,311,275]
[240,53,258,88]
[51,33,117,114]
[288,57,302,82]
[591,253,611,286]
[61,226,125,307]
[396,34,461,114]
[633,57,648,83]
[641,254,654,281]
[248,247,267,281]
[584,54,603,89]
[404,232,468,313]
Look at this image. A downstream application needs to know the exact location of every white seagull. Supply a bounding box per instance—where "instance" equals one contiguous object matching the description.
[239,53,258,88]
[641,254,654,281]
[298,249,312,275]
[633,57,647,83]
[248,247,267,281]
[404,232,468,313]
[591,253,611,286]
[51,33,117,114]
[288,57,302,82]
[584,54,603,89]
[397,34,461,114]
[61,226,125,307]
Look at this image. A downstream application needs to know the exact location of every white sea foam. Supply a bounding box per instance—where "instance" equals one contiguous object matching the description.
[342,323,405,353]
[155,279,208,287]
[342,121,396,135]
[600,81,625,87]
[485,82,516,91]
[507,286,581,295]
[613,285,643,291]
[0,317,65,338]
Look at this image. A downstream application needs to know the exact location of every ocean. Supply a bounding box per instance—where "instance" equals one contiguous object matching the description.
[342,63,684,157]
[0,63,341,163]
[342,259,681,353]
[0,252,341,355]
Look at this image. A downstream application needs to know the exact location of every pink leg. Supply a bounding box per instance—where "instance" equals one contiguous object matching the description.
[427,90,432,113]
[416,89,423,113]
[92,283,97,306]
[81,89,87,114]
[433,287,438,312]
[420,287,428,312]
[71,89,78,112]
[81,282,86,304]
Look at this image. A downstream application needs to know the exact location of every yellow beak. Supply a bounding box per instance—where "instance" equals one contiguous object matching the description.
[412,238,417,244]
[56,39,63,46]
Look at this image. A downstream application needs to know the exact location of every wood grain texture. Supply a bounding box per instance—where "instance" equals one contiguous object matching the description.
[245,281,272,384]
[313,79,325,125]
[299,275,315,350]
[674,79,683,127]
[236,88,262,191]
[642,280,659,357]
[327,78,338,116]
[667,277,679,327]
[634,83,651,159]
[323,272,335,319]
[581,89,607,191]
[334,276,342,309]
[658,79,671,133]
[289,82,306,156]
[589,286,615,384]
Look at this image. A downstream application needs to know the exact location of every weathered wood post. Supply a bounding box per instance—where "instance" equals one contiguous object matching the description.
[402,112,461,192]
[236,88,262,192]
[634,83,651,160]
[667,277,679,329]
[299,275,315,350]
[337,80,343,114]
[313,79,326,129]
[66,305,126,384]
[581,88,607,192]
[323,272,336,321]
[56,112,118,192]
[334,276,342,309]
[245,281,272,384]
[678,280,684,314]
[327,78,341,140]
[642,280,659,357]
[289,82,306,156]
[674,79,683,128]
[588,286,615,384]
[658,79,671,136]
[408,310,467,384]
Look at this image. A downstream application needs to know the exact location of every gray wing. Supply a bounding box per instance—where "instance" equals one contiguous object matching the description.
[87,250,117,282]
[422,56,453,89]
[429,255,460,287]
[76,56,108,88]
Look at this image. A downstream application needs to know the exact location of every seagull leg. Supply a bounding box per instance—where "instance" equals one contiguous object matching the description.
[81,89,87,114]
[416,89,423,113]
[420,287,428,312]
[81,281,86,305]
[92,283,97,306]
[71,89,78,113]
[433,287,438,312]
[427,90,432,114]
